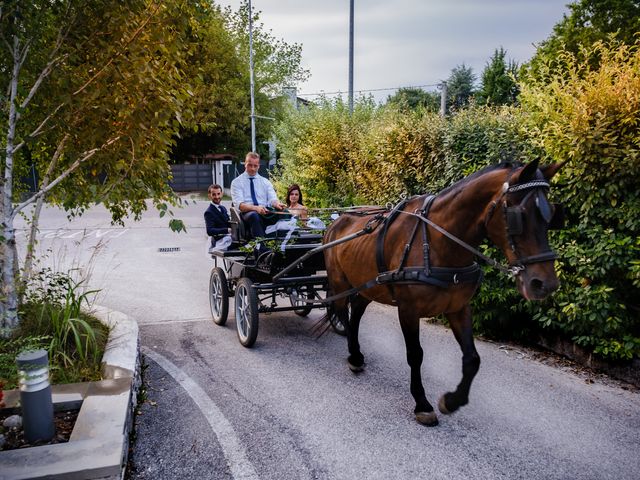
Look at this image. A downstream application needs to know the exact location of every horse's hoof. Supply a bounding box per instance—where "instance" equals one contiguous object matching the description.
[415,411,439,426]
[347,361,364,373]
[438,395,451,415]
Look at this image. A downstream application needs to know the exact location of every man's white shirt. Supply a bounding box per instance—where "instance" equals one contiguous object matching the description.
[230,172,278,207]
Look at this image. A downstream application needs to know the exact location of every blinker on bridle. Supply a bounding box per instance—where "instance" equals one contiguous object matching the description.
[490,178,564,275]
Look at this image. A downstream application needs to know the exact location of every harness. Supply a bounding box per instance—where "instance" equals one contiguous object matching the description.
[273,172,563,305]
[374,195,483,296]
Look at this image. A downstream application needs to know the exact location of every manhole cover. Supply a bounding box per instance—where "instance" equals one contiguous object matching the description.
[158,247,181,253]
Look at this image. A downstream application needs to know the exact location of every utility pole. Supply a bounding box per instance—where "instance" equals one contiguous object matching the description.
[439,81,447,117]
[348,0,354,114]
[249,0,256,151]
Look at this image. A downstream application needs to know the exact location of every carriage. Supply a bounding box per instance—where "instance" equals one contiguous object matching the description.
[208,160,564,425]
[208,207,346,347]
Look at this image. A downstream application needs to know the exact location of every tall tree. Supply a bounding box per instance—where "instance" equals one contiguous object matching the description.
[386,87,440,112]
[171,1,310,161]
[169,2,248,162]
[446,64,476,111]
[1,0,197,335]
[477,47,519,106]
[222,0,310,157]
[525,0,640,77]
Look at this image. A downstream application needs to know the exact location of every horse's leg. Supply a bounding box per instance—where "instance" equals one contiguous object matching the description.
[439,305,481,415]
[398,305,438,426]
[345,294,370,372]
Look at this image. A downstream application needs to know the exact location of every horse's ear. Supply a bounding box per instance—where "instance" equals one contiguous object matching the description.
[540,161,564,181]
[516,159,540,183]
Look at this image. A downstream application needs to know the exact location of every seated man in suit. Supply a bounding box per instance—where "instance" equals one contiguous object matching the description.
[230,152,286,240]
[204,184,231,249]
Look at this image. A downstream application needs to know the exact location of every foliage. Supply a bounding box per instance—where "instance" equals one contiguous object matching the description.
[221,0,310,158]
[1,0,198,333]
[1,1,192,218]
[170,2,248,161]
[0,268,107,389]
[350,106,445,203]
[447,64,477,111]
[272,97,376,207]
[476,47,519,106]
[172,1,310,160]
[525,0,640,78]
[273,44,640,360]
[386,87,441,113]
[274,101,538,205]
[518,40,640,360]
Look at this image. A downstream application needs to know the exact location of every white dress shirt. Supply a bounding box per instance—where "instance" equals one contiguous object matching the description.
[230,172,278,207]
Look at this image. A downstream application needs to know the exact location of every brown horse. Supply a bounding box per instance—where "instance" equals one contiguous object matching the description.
[323,160,562,426]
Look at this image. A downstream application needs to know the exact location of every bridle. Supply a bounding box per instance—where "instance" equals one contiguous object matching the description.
[483,175,561,275]
[402,172,562,278]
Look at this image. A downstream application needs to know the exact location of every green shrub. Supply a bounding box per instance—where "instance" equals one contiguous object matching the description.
[273,46,640,360]
[519,40,640,360]
[0,268,108,389]
[272,97,375,207]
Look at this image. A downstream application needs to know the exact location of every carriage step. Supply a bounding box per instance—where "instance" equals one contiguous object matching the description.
[254,275,328,289]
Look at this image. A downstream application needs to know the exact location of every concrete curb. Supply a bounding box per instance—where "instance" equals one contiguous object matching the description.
[537,335,640,387]
[0,305,140,480]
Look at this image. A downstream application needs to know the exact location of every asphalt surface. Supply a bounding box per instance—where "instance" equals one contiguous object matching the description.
[14,200,640,480]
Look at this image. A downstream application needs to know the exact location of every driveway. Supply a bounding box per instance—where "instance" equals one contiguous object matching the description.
[14,201,640,480]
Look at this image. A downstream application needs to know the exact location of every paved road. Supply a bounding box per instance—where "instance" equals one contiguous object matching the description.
[15,201,640,480]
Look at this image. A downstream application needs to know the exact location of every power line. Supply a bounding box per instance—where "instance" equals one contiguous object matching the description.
[299,83,442,97]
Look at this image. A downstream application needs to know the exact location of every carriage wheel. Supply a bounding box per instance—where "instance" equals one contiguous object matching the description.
[209,267,229,326]
[329,300,350,336]
[290,287,314,317]
[235,278,259,347]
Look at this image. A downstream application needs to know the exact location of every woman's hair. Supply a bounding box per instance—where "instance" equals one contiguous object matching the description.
[286,184,303,206]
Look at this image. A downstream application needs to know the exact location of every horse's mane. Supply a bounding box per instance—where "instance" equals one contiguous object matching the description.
[437,161,520,197]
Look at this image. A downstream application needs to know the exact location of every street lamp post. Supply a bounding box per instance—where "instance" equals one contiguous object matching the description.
[249,0,256,152]
[348,0,354,114]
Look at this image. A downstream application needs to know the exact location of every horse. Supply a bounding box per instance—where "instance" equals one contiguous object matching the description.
[323,159,562,426]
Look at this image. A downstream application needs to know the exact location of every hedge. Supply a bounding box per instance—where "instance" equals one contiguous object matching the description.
[272,41,640,360]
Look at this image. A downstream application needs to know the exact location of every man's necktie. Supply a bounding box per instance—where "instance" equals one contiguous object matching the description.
[249,177,259,206]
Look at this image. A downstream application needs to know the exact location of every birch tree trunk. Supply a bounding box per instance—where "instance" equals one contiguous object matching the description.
[1,36,21,337]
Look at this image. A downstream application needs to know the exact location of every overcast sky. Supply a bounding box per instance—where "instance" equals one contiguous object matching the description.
[218,0,571,102]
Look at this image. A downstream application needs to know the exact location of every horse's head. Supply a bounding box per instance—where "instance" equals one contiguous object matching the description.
[485,160,563,300]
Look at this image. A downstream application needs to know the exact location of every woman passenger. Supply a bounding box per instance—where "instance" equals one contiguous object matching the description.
[286,184,308,219]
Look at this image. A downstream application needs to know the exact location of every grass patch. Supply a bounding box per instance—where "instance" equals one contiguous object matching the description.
[0,269,108,390]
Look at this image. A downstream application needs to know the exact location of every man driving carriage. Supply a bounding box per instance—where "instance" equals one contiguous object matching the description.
[230,152,287,243]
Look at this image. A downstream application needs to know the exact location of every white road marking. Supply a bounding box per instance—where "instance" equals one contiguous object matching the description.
[141,347,259,480]
[15,228,130,239]
[139,317,211,326]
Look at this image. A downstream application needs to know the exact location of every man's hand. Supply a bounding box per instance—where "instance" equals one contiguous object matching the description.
[239,203,267,215]
[272,201,286,211]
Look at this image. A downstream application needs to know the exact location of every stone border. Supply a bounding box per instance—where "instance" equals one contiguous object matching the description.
[537,335,640,387]
[0,306,139,480]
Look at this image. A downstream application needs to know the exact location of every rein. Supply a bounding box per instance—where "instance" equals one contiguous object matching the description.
[402,178,558,277]
[401,210,518,276]
[277,174,559,306]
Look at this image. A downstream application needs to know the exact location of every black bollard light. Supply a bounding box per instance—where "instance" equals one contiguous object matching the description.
[17,349,55,443]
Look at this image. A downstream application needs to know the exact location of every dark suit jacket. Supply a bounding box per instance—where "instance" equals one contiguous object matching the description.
[204,203,230,238]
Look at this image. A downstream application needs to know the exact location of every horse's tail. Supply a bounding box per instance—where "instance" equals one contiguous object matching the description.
[310,298,348,339]
[310,300,335,339]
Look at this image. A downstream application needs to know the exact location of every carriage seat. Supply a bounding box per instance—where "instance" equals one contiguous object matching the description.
[229,206,248,243]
